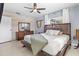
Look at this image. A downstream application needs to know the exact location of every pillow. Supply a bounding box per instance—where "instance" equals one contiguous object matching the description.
[58,32,63,35]
[50,30,60,35]
[45,30,60,35]
[45,30,51,35]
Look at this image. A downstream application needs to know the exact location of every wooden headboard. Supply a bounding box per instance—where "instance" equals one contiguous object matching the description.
[44,23,71,36]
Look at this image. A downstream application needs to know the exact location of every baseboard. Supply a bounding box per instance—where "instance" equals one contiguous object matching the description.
[0,40,16,44]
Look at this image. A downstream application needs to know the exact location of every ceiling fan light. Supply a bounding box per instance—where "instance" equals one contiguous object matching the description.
[33,9,37,12]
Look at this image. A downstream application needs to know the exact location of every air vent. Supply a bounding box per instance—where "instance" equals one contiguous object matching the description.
[16,12,21,15]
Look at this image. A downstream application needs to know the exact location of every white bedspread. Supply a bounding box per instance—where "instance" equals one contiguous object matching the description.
[24,33,69,55]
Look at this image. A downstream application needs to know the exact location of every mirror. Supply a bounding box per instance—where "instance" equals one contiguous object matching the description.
[18,22,30,31]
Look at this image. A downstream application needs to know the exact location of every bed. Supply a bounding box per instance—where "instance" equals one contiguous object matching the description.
[21,23,71,56]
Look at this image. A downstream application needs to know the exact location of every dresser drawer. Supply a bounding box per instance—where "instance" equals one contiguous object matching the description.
[16,31,26,40]
[16,31,33,41]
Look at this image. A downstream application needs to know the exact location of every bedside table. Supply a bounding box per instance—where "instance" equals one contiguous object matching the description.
[71,39,78,49]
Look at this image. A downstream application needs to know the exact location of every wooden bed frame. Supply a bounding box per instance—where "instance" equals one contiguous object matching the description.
[21,23,71,56]
[44,23,71,36]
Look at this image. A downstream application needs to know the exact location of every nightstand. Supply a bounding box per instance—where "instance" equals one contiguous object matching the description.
[71,39,78,49]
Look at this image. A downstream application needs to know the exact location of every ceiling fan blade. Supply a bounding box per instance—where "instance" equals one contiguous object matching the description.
[30,10,33,13]
[24,7,32,9]
[37,11,40,13]
[33,3,37,9]
[37,8,46,10]
[34,3,37,7]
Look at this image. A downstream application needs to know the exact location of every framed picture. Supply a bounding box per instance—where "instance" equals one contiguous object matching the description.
[36,20,42,28]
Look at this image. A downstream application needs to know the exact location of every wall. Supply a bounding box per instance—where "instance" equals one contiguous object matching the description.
[45,10,63,25]
[0,16,12,43]
[69,5,79,40]
[3,11,45,39]
[48,10,62,19]
[11,16,35,32]
[3,12,35,40]
[11,16,35,40]
[63,8,70,23]
[45,8,70,25]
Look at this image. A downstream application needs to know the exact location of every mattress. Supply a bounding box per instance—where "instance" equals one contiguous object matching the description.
[24,33,69,55]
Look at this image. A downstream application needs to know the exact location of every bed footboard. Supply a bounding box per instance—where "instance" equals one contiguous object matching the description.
[56,40,71,56]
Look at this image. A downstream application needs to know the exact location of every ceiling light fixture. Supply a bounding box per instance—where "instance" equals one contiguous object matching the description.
[33,9,37,12]
[24,3,46,14]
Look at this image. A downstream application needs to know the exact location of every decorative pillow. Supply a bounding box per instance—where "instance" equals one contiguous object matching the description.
[50,30,60,35]
[45,30,60,35]
[58,32,63,35]
[45,30,51,35]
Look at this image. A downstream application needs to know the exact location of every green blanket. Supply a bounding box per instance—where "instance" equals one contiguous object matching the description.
[30,34,48,55]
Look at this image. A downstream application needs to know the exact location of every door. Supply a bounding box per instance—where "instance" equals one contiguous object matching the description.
[0,16,12,43]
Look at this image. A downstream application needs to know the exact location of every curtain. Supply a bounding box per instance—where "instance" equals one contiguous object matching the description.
[63,8,70,23]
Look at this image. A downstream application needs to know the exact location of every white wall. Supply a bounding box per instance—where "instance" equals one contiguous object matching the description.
[44,8,70,24]
[12,16,35,40]
[45,14,50,25]
[63,8,70,23]
[0,16,12,43]
[69,5,79,40]
[3,12,35,40]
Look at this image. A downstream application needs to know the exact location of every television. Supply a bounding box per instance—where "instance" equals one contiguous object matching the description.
[0,3,4,22]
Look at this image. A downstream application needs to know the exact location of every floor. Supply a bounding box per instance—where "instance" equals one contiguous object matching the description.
[0,40,33,56]
[0,40,79,56]
[66,46,79,56]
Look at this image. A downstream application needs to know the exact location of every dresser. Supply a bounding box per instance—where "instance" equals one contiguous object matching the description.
[16,31,33,41]
[76,29,79,40]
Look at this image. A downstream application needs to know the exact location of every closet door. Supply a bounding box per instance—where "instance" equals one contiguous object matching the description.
[0,16,12,43]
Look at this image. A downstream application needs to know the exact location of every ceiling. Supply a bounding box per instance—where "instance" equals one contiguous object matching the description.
[3,3,78,19]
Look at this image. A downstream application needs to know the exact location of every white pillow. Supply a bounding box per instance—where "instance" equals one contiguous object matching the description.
[45,30,52,35]
[51,30,60,35]
[46,30,60,35]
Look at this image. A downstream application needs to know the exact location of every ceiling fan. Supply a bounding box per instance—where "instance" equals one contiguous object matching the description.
[24,3,46,13]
